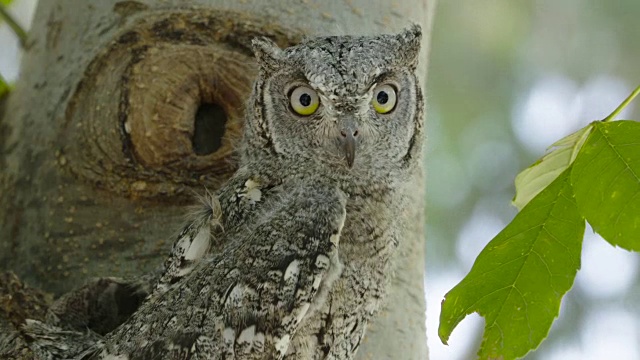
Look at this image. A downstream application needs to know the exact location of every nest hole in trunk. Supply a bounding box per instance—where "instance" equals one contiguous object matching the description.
[192,102,228,156]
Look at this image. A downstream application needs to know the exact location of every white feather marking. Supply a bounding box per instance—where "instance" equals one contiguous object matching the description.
[238,325,255,343]
[245,188,262,203]
[103,355,128,360]
[312,275,322,290]
[237,325,255,354]
[283,259,301,282]
[240,179,262,204]
[223,327,235,347]
[308,252,343,317]
[244,179,259,188]
[296,302,311,325]
[183,226,210,261]
[176,264,195,277]
[315,254,330,269]
[330,233,340,246]
[253,332,265,351]
[274,334,291,355]
[327,208,345,247]
[338,208,347,232]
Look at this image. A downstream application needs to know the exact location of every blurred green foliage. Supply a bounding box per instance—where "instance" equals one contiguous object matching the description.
[440,88,640,358]
[428,1,640,359]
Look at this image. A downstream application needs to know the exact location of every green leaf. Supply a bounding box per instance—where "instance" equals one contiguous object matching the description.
[513,125,593,210]
[439,169,584,359]
[571,120,640,250]
[0,0,14,7]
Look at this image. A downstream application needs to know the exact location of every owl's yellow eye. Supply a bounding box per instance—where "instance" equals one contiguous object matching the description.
[290,86,320,116]
[371,84,397,114]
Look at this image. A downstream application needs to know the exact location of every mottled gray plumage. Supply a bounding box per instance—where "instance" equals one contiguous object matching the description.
[22,25,424,360]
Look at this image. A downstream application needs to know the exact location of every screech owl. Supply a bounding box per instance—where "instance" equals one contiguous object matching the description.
[23,25,424,360]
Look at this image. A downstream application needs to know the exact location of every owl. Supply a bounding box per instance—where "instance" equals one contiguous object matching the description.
[22,25,424,360]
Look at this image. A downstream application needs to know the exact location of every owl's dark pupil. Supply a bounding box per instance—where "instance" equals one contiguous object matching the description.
[377,91,389,104]
[299,93,312,107]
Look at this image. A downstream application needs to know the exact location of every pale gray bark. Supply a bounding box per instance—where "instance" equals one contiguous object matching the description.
[0,1,434,358]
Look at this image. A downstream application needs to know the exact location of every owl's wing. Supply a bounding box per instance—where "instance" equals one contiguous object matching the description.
[218,183,347,358]
[100,182,347,359]
[19,196,224,359]
[153,192,224,295]
[21,319,102,359]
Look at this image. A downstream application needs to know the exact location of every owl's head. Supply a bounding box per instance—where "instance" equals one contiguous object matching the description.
[244,26,423,185]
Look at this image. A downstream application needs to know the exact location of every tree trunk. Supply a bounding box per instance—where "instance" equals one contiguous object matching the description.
[0,0,435,358]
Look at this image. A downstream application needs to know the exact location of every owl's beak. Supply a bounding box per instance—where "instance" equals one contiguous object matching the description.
[340,127,358,168]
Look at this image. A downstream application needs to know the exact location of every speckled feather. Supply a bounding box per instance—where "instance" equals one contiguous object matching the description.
[22,26,424,360]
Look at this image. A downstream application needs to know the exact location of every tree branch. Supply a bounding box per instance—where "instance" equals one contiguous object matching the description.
[0,4,27,47]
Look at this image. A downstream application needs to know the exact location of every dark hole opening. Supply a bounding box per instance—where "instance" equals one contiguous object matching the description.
[192,103,228,155]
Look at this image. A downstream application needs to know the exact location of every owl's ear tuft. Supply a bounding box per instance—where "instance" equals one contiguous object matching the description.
[395,24,422,69]
[252,37,284,72]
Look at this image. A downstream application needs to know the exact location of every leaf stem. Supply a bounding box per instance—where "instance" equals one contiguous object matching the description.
[0,4,27,48]
[603,84,640,122]
[0,72,9,98]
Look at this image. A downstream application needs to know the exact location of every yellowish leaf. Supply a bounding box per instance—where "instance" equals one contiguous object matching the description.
[512,125,593,210]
